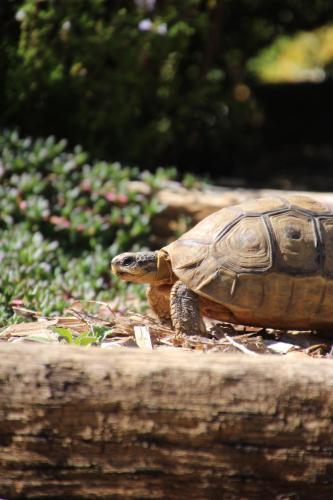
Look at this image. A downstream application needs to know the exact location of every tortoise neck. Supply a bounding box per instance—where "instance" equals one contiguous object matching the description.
[155,250,174,284]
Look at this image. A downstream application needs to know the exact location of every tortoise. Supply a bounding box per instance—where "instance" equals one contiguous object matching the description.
[111,195,333,335]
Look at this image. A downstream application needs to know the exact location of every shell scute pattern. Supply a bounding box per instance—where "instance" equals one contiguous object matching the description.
[213,216,272,274]
[269,212,319,274]
[319,218,333,276]
[162,196,333,329]
[166,196,333,283]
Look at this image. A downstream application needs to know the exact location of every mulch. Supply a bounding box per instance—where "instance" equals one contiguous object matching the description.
[1,301,332,359]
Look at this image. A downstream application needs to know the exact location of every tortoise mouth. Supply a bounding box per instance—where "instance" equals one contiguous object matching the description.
[112,267,131,278]
[112,266,145,282]
[111,264,119,275]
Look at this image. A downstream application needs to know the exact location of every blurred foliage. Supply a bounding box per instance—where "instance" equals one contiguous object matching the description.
[249,23,333,83]
[0,130,176,324]
[1,0,333,172]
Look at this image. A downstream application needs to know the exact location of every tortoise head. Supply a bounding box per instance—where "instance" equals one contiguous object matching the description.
[111,251,159,283]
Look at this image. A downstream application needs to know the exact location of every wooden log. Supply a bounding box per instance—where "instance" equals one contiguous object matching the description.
[0,343,333,499]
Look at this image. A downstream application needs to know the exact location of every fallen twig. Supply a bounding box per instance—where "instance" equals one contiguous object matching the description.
[224,334,259,356]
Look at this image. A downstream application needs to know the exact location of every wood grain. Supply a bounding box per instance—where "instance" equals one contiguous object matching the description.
[0,343,333,498]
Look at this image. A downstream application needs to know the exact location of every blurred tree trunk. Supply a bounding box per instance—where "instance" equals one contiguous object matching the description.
[203,0,224,74]
[1,344,333,499]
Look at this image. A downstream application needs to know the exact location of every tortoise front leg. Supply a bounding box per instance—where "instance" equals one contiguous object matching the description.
[170,280,206,336]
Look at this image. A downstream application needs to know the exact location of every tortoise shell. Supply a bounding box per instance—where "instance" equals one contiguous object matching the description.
[162,195,333,330]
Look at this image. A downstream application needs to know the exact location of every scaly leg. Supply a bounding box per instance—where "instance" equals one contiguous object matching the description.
[170,280,206,336]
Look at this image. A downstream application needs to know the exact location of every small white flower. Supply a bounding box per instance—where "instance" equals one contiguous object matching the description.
[138,18,153,31]
[15,10,26,22]
[156,23,167,35]
[62,20,72,32]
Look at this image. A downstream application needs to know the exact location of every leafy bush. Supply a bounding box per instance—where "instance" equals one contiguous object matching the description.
[2,0,333,174]
[0,130,173,325]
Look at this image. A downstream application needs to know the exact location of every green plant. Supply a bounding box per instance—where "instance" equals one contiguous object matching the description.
[0,130,176,325]
[249,23,333,83]
[53,326,102,346]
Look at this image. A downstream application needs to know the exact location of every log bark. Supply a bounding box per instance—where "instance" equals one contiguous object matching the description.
[151,183,333,244]
[0,344,333,499]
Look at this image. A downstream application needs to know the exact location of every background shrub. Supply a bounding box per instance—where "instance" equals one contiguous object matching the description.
[1,0,333,175]
[0,130,174,324]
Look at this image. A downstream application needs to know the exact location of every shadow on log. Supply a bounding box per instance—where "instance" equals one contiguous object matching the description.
[0,343,333,499]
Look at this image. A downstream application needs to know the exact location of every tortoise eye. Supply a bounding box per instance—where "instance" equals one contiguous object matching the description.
[122,256,135,266]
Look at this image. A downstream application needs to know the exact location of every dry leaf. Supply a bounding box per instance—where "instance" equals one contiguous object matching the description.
[265,340,299,354]
[0,320,57,339]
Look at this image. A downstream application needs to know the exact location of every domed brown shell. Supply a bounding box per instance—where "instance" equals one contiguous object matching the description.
[162,195,333,330]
